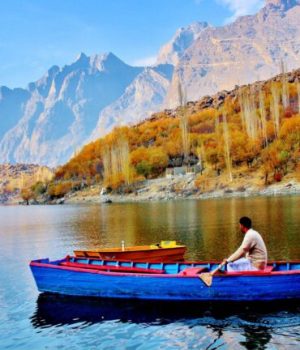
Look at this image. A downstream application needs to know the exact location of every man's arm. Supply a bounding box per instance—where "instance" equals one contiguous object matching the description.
[226,233,253,262]
[227,246,246,262]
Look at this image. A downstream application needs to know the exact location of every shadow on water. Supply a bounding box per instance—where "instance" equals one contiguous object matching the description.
[30,294,300,349]
[31,293,300,327]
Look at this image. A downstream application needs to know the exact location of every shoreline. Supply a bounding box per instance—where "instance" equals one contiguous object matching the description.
[64,176,300,204]
[2,175,300,205]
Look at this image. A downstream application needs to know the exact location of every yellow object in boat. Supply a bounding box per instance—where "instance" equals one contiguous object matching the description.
[160,240,177,248]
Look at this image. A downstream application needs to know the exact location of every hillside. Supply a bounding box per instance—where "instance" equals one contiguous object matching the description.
[0,164,54,204]
[30,67,300,203]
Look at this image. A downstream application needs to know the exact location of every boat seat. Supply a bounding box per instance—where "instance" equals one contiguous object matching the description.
[179,267,208,276]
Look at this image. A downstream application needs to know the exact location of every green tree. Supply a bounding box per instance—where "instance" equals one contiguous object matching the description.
[136,161,152,178]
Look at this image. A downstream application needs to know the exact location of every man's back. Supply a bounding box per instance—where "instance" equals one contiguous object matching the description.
[242,228,267,268]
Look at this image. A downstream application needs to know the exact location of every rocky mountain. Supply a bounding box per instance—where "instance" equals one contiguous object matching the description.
[0,53,175,166]
[165,0,300,106]
[0,0,300,166]
[156,22,209,66]
[0,87,31,139]
[0,53,143,166]
[90,64,174,140]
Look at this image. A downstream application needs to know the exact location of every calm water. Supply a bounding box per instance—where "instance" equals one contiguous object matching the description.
[0,196,300,349]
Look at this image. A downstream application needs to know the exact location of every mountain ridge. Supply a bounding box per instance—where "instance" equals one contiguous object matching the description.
[1,0,300,166]
[164,0,300,107]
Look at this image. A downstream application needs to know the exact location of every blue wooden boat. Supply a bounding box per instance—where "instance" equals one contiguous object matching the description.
[30,256,300,302]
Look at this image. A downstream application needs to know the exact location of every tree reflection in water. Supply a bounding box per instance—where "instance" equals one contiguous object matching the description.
[240,326,272,350]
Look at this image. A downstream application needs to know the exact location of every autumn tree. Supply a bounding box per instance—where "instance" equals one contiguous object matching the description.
[280,60,289,110]
[222,111,232,181]
[20,188,34,205]
[271,82,281,137]
[177,77,190,163]
[131,146,168,178]
[297,79,300,113]
[102,135,132,189]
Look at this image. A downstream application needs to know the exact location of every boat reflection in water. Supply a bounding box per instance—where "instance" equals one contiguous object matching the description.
[31,294,300,349]
[31,293,300,328]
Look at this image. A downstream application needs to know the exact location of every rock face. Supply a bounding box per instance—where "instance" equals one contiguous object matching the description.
[0,53,142,166]
[173,67,300,115]
[0,87,31,139]
[90,64,173,140]
[0,53,175,165]
[156,22,209,66]
[265,0,300,10]
[165,0,300,107]
[1,0,300,165]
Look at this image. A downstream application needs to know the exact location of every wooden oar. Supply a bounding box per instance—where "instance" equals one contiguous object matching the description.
[199,261,226,287]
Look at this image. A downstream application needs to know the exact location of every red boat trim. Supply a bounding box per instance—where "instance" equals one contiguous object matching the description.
[60,261,165,274]
[30,261,168,277]
[30,261,300,278]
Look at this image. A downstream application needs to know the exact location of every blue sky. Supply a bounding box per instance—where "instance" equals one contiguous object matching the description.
[0,0,264,88]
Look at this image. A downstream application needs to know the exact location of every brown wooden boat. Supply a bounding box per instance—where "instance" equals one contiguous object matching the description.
[74,241,186,262]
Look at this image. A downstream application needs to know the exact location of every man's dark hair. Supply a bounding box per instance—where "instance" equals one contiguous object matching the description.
[239,216,252,229]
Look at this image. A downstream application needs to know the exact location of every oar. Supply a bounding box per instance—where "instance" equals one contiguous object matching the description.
[199,261,226,287]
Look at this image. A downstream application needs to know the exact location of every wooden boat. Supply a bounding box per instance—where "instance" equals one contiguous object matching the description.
[30,256,300,302]
[74,241,186,262]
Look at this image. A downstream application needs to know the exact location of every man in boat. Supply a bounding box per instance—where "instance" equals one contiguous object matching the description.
[224,216,267,271]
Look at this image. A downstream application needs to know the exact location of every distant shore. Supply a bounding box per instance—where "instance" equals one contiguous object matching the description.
[2,173,300,205]
[64,175,300,204]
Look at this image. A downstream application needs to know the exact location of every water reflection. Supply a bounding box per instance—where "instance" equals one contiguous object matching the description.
[31,293,300,331]
[67,196,300,261]
[240,326,272,350]
[31,294,300,349]
[1,197,300,350]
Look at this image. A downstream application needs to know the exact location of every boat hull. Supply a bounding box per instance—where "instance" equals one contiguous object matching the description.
[74,246,186,262]
[30,260,300,302]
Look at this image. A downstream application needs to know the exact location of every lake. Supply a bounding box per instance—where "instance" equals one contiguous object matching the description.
[0,196,299,349]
